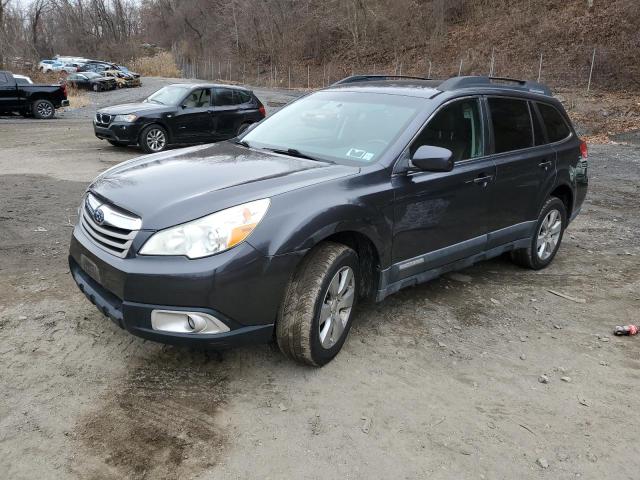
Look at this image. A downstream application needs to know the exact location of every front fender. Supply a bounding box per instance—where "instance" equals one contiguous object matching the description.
[247,173,394,267]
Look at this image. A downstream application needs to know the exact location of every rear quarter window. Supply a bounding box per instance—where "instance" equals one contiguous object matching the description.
[538,103,571,143]
[235,90,252,104]
[488,98,533,153]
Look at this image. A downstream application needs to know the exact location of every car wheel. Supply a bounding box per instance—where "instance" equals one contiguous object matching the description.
[107,140,128,147]
[511,196,567,270]
[277,242,359,366]
[237,122,252,135]
[31,99,55,119]
[140,125,168,153]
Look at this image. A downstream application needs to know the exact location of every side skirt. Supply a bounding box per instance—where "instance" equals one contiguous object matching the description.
[375,237,531,302]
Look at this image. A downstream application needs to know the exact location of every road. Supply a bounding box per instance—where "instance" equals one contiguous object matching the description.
[1,78,639,479]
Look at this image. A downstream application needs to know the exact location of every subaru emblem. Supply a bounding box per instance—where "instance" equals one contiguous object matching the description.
[94,207,105,224]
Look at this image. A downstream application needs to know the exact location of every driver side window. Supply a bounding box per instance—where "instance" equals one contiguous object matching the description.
[410,98,484,162]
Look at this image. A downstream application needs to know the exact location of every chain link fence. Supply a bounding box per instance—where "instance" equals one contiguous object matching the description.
[175,46,619,94]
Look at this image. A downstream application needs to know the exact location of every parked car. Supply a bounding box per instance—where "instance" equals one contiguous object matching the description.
[0,70,69,118]
[41,61,78,74]
[38,60,57,71]
[116,65,141,79]
[78,61,117,74]
[70,75,588,366]
[66,72,117,92]
[93,83,265,152]
[101,69,141,88]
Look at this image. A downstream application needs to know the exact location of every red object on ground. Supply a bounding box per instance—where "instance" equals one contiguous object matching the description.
[614,325,638,336]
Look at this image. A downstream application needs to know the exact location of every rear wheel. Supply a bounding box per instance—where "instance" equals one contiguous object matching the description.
[140,125,168,153]
[237,122,252,136]
[277,242,359,366]
[31,99,55,119]
[511,196,567,269]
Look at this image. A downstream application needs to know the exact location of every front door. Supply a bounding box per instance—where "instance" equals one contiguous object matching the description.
[172,88,214,142]
[484,97,557,248]
[0,72,19,110]
[391,97,495,281]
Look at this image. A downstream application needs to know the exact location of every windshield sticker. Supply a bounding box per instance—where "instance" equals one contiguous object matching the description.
[346,148,375,161]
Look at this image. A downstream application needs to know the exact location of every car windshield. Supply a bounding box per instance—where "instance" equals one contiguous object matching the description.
[84,72,101,79]
[241,91,425,165]
[145,85,191,106]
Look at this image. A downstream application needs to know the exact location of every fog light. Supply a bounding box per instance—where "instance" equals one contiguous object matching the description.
[151,310,230,334]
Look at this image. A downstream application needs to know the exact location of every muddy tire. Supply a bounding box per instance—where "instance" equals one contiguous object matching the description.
[276,242,359,366]
[31,99,55,119]
[511,196,567,270]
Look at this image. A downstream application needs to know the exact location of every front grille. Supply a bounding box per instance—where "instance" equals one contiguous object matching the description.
[95,113,113,126]
[80,193,142,258]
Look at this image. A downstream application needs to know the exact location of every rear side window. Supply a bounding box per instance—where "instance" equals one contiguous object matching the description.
[538,103,571,143]
[488,98,533,153]
[236,90,252,104]
[214,88,236,106]
[0,73,7,84]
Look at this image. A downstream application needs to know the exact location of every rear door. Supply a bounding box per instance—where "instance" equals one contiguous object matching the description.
[212,87,246,139]
[0,72,19,110]
[484,96,556,248]
[172,88,214,142]
[391,97,496,280]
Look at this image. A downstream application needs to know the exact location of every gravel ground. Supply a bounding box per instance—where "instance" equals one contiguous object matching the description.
[1,79,639,480]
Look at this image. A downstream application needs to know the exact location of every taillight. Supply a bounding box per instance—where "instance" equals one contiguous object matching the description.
[62,82,68,98]
[580,140,588,159]
[258,105,266,117]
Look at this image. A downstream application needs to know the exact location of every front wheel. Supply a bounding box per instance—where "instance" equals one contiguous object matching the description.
[277,242,359,366]
[139,125,168,153]
[511,196,567,269]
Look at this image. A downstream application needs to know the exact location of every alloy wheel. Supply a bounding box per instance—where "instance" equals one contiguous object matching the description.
[318,266,355,349]
[536,209,562,260]
[36,102,53,118]
[146,128,167,152]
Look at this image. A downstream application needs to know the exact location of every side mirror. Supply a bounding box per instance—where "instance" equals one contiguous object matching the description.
[181,104,187,109]
[410,145,454,172]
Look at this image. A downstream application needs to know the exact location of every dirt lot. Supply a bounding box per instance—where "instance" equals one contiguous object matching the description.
[1,79,639,480]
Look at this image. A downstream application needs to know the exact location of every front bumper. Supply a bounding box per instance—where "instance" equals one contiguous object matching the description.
[94,121,143,144]
[69,226,303,348]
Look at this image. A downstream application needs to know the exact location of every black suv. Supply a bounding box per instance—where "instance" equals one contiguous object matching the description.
[93,83,266,153]
[69,76,588,366]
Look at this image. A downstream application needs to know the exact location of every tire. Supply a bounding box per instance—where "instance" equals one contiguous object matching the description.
[237,122,252,136]
[511,196,567,270]
[31,99,55,119]
[107,140,128,147]
[139,124,168,153]
[277,242,359,366]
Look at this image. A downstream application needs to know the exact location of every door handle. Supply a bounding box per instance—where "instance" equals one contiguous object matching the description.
[471,174,494,186]
[538,160,552,170]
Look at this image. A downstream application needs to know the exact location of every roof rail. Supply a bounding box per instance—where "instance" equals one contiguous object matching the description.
[331,74,431,86]
[438,76,552,96]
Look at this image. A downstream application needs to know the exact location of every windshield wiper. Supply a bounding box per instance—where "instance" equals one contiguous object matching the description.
[263,147,333,163]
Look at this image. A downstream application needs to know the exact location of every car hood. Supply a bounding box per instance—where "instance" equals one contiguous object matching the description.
[98,102,172,115]
[89,142,358,230]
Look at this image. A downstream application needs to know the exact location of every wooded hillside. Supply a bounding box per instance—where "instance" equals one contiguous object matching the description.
[1,0,638,89]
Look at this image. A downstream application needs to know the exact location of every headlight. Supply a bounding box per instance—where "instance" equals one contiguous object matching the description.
[113,114,137,122]
[139,199,270,259]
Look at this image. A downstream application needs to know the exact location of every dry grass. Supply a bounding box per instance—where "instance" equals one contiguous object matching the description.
[129,52,181,78]
[66,85,89,109]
